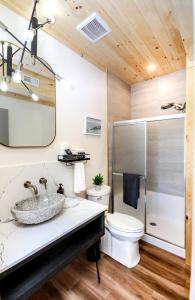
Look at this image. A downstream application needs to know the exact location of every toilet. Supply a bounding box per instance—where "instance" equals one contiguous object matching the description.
[87,185,144,268]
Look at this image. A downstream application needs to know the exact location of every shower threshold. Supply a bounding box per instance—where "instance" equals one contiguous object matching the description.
[142,234,185,258]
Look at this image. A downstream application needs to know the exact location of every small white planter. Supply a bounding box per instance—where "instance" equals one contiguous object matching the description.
[95,185,102,191]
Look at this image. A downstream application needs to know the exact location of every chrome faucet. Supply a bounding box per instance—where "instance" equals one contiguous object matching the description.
[24,181,38,195]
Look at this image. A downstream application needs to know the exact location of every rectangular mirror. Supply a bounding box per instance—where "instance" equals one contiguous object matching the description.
[0,41,56,147]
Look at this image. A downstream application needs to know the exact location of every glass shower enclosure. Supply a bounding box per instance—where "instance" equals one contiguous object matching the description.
[112,114,185,249]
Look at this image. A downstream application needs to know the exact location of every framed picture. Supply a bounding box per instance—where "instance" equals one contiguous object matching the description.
[84,116,102,136]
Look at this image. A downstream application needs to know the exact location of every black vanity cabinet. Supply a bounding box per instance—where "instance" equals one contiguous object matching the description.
[0,212,105,300]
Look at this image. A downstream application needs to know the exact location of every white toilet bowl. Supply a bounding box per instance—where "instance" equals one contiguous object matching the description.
[102,213,144,268]
[86,186,144,268]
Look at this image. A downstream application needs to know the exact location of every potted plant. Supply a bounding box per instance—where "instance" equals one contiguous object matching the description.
[93,174,104,191]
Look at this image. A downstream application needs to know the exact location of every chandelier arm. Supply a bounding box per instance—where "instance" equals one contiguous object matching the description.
[21,80,39,100]
[0,40,57,82]
[5,28,56,76]
[20,0,39,66]
[21,80,30,93]
[6,44,12,78]
[0,51,6,68]
[36,20,50,30]
[7,30,56,76]
[1,58,37,97]
[12,47,21,57]
[28,1,39,31]
[0,56,7,68]
[0,46,16,72]
[0,49,19,73]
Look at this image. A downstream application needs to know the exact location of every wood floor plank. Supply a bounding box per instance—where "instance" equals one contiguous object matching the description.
[28,241,190,300]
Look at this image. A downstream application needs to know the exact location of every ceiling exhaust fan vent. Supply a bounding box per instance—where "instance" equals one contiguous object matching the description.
[76,12,112,43]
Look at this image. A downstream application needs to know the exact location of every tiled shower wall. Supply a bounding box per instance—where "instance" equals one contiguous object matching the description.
[130,69,186,119]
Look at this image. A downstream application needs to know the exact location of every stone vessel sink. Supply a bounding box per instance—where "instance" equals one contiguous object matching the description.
[11,193,65,225]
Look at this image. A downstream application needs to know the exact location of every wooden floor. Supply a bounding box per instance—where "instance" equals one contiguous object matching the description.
[28,241,190,300]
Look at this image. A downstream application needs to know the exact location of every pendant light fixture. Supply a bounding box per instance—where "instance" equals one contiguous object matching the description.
[0,0,65,99]
[24,29,35,42]
[21,81,39,102]
[0,42,8,92]
[0,77,8,92]
[13,63,22,83]
[30,90,39,102]
[6,43,12,82]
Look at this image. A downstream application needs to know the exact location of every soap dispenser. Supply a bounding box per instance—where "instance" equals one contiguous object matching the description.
[57,183,64,195]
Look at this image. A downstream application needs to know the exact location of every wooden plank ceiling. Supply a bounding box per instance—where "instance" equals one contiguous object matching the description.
[0,0,193,84]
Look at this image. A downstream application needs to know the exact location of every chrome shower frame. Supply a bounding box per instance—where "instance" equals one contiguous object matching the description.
[110,113,186,249]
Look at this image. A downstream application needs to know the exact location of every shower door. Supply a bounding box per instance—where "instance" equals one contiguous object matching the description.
[146,118,185,247]
[112,122,146,224]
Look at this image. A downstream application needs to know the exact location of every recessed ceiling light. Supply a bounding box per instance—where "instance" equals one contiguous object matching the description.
[147,64,156,72]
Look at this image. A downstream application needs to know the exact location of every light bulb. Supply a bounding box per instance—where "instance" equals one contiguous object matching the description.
[24,29,35,42]
[30,90,39,101]
[0,78,8,92]
[13,69,22,83]
[147,64,156,72]
[47,16,56,24]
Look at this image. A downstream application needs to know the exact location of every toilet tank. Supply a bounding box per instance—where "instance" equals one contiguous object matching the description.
[87,185,111,207]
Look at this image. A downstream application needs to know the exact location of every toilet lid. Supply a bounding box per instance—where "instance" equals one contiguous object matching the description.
[107,213,144,233]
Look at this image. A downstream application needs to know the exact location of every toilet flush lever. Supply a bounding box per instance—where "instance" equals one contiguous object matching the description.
[39,177,47,190]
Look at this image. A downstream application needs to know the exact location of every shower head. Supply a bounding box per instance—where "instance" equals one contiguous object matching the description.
[174,103,186,111]
[161,103,174,110]
[161,102,186,113]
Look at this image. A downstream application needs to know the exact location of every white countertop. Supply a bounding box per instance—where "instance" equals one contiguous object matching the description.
[0,199,106,274]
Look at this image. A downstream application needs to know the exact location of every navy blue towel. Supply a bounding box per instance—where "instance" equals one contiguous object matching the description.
[123,174,140,209]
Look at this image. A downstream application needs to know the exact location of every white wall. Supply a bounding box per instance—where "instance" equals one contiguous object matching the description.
[0,5,107,193]
[190,62,195,300]
[190,1,195,297]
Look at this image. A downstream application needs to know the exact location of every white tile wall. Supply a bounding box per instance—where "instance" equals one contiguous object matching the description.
[0,162,73,220]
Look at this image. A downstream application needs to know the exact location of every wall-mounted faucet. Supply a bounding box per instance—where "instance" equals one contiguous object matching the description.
[39,177,47,190]
[24,181,38,195]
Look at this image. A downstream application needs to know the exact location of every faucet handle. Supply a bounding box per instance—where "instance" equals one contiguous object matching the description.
[24,181,31,188]
[39,177,47,190]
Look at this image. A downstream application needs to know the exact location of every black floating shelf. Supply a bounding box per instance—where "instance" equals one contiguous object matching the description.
[58,154,90,166]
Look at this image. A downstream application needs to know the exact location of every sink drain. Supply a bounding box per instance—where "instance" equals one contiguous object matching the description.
[150,222,157,226]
